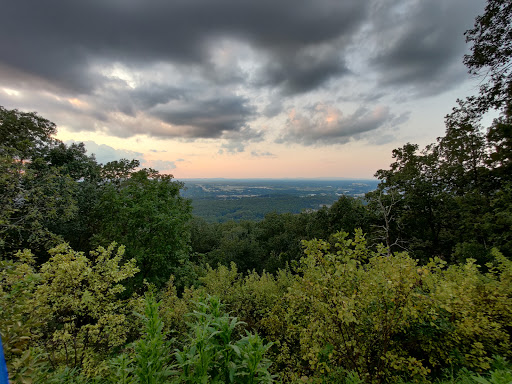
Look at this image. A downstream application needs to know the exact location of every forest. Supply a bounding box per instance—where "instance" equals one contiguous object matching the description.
[181,179,378,222]
[1,1,512,383]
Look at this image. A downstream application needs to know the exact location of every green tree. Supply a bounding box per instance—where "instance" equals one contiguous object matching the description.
[0,106,57,160]
[463,0,512,113]
[369,0,512,263]
[92,165,192,289]
[440,106,488,195]
[266,232,512,383]
[100,158,140,188]
[326,195,369,237]
[256,213,304,272]
[42,142,102,253]
[370,143,457,260]
[205,221,265,273]
[487,108,512,182]
[189,217,222,267]
[45,141,100,183]
[0,249,42,382]
[0,153,78,260]
[0,106,103,260]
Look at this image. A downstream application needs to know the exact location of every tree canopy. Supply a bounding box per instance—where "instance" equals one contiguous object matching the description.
[464,0,512,113]
[0,106,192,290]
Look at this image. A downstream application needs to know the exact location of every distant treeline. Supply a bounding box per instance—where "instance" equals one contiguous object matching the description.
[190,194,346,222]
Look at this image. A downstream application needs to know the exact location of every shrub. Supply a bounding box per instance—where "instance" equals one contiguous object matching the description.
[174,295,274,383]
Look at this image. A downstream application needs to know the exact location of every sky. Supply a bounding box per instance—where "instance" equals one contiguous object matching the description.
[0,0,486,179]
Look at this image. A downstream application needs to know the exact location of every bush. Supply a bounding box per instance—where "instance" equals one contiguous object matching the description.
[0,243,139,381]
[264,231,512,383]
[174,295,274,383]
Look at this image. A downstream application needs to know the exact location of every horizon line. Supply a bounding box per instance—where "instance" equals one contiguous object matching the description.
[176,177,379,181]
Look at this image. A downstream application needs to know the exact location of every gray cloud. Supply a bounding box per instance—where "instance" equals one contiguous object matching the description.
[0,0,367,94]
[0,0,483,148]
[257,49,349,95]
[123,85,185,116]
[219,126,264,154]
[276,104,408,146]
[368,0,484,96]
[251,151,276,158]
[151,95,256,139]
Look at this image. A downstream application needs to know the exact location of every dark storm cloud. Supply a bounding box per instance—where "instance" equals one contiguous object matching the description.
[130,85,185,112]
[0,0,483,147]
[97,83,185,117]
[0,0,371,142]
[151,96,256,139]
[257,50,349,95]
[0,0,366,92]
[369,0,484,95]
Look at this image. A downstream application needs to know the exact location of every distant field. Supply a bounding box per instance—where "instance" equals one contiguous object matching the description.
[180,179,379,222]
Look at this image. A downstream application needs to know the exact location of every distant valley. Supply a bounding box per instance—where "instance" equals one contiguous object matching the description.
[180,179,379,222]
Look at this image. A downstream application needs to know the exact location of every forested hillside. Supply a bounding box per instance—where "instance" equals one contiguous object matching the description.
[1,1,512,383]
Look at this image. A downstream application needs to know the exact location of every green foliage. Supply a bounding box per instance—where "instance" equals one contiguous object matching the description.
[422,250,512,373]
[100,159,140,187]
[204,221,265,273]
[92,165,192,290]
[2,233,512,383]
[281,230,432,382]
[369,109,512,262]
[0,250,41,383]
[45,141,100,183]
[105,294,274,384]
[190,194,343,223]
[132,292,174,384]
[196,263,293,334]
[32,243,139,376]
[471,356,512,384]
[190,196,371,274]
[0,243,140,381]
[158,276,192,338]
[0,107,102,261]
[0,152,79,259]
[174,295,274,384]
[107,353,134,384]
[463,0,512,113]
[0,106,56,160]
[367,0,512,263]
[486,112,512,179]
[255,232,512,383]
[1,6,512,377]
[35,366,100,384]
[107,292,174,384]
[1,105,193,290]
